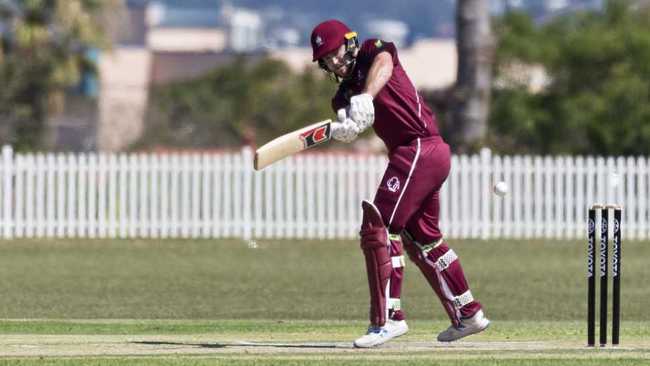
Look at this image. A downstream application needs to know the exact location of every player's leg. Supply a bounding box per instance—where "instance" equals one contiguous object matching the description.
[353,200,395,348]
[382,233,409,342]
[404,189,489,342]
[387,233,406,322]
[355,140,431,348]
[360,232,406,325]
[373,138,452,328]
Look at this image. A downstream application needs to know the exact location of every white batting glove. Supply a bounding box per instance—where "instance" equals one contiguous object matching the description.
[349,93,375,132]
[331,108,360,143]
[337,107,348,123]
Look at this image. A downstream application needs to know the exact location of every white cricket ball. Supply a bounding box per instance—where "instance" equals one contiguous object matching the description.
[494,181,508,197]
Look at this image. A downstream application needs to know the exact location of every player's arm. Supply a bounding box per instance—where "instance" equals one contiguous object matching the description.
[362,51,394,97]
[349,51,393,131]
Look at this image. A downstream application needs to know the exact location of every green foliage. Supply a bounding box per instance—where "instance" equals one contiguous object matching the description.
[139,57,336,149]
[0,0,114,151]
[490,1,650,155]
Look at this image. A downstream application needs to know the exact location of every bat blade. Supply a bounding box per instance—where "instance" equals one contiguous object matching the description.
[254,120,332,170]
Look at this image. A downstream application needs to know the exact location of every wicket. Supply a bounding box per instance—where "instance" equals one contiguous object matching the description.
[587,204,622,347]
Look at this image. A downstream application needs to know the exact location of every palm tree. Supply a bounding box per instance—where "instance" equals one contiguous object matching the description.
[450,0,495,152]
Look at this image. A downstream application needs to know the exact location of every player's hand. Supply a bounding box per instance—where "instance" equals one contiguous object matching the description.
[331,121,359,143]
[331,108,360,143]
[349,93,374,131]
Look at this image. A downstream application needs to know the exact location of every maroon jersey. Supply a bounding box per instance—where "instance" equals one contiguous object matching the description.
[332,39,440,152]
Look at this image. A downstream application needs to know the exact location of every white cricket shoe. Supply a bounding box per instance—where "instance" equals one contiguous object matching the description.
[437,309,490,342]
[353,326,389,348]
[384,319,409,339]
[353,320,409,348]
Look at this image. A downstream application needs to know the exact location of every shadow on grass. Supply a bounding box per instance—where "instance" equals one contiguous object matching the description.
[131,340,345,349]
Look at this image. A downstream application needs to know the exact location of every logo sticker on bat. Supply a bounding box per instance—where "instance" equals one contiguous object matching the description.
[300,123,331,148]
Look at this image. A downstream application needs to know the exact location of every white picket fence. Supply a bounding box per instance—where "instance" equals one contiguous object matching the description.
[0,145,648,240]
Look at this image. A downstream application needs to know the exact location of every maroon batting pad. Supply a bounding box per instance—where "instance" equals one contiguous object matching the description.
[360,200,392,326]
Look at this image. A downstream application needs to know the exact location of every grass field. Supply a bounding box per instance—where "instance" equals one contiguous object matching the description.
[0,238,649,365]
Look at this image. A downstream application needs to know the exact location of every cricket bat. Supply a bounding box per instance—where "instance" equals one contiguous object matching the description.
[254,120,332,170]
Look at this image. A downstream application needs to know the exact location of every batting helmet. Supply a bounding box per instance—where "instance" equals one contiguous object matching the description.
[310,19,357,62]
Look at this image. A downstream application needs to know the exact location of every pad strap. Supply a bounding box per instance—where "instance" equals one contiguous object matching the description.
[388,233,401,241]
[453,290,474,308]
[388,233,405,268]
[391,255,405,268]
[434,249,458,272]
[412,238,444,255]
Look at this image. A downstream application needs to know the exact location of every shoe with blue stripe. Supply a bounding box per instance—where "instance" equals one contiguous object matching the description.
[353,325,392,348]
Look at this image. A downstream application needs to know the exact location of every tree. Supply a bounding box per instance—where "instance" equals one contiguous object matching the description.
[0,0,117,151]
[490,0,650,155]
[138,58,336,150]
[449,0,495,152]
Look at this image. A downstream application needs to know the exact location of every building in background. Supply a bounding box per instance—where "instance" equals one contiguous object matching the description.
[96,0,152,152]
[71,0,590,152]
[93,0,460,152]
[221,4,263,52]
[269,38,457,91]
[492,0,603,17]
[98,0,239,151]
[364,19,409,48]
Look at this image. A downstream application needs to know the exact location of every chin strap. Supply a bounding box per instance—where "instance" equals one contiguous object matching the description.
[341,31,358,68]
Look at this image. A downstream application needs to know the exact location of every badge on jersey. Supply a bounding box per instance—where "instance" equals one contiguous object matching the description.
[387,176,400,193]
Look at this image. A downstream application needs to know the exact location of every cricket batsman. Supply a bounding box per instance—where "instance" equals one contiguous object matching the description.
[311,19,490,347]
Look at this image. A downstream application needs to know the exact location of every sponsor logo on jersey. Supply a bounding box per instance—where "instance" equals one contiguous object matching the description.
[315,36,323,47]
